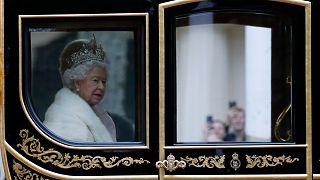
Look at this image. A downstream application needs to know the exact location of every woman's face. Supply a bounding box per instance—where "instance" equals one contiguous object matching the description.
[207,121,226,141]
[75,66,107,106]
[230,111,245,131]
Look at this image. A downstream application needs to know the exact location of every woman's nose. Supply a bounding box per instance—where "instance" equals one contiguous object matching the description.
[97,80,105,90]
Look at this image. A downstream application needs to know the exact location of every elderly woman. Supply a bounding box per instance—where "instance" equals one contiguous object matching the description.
[43,36,116,143]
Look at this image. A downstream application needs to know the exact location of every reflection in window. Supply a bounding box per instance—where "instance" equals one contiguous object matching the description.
[176,24,271,143]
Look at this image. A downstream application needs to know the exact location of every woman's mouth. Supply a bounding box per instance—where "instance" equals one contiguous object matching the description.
[93,93,103,99]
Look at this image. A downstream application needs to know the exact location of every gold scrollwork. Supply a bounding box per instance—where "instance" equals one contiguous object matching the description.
[13,160,50,180]
[274,104,292,142]
[180,155,225,168]
[246,154,299,168]
[17,129,150,170]
[156,153,186,172]
[274,75,292,142]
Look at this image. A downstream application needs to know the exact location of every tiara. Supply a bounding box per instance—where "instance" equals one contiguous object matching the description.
[65,36,105,68]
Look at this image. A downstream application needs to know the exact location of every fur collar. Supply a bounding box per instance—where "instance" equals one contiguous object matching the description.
[44,88,114,142]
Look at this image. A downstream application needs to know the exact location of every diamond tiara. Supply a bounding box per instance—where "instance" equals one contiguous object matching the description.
[65,36,105,69]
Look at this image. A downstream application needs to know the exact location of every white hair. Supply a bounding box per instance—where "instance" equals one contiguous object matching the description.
[61,61,107,90]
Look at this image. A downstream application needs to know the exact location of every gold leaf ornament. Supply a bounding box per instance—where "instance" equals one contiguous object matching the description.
[246,154,299,168]
[13,160,50,180]
[230,153,241,171]
[17,129,150,170]
[180,155,225,168]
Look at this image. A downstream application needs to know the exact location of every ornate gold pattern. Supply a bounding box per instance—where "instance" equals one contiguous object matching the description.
[246,154,299,168]
[230,153,241,171]
[274,75,292,142]
[180,155,225,168]
[274,104,292,142]
[156,153,186,172]
[13,160,50,180]
[17,129,150,170]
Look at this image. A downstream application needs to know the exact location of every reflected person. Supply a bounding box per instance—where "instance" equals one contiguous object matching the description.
[205,116,227,142]
[43,36,116,143]
[206,120,227,142]
[225,107,246,141]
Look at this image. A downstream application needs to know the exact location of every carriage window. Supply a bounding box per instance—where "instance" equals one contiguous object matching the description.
[175,13,292,143]
[20,14,148,146]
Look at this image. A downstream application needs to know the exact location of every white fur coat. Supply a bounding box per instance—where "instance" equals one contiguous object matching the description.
[43,88,115,143]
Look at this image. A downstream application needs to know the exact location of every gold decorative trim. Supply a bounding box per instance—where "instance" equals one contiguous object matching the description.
[163,174,308,180]
[18,13,150,150]
[274,104,292,142]
[159,0,203,9]
[305,2,312,180]
[180,155,225,169]
[271,0,311,6]
[158,2,167,180]
[156,153,186,172]
[13,160,50,180]
[245,154,299,168]
[230,153,241,171]
[314,174,320,179]
[7,141,157,180]
[19,13,149,18]
[163,144,307,149]
[0,0,9,179]
[17,129,150,170]
[158,1,311,180]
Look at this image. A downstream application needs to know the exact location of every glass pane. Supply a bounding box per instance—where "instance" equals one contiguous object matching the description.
[30,31,137,143]
[176,15,277,143]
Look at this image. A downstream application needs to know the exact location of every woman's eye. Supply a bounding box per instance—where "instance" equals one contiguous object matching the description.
[92,79,99,84]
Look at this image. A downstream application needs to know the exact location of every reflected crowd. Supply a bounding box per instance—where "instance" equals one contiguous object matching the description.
[205,102,247,142]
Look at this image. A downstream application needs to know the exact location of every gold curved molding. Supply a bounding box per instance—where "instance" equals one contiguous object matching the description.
[7,141,157,180]
[163,144,307,149]
[180,155,225,168]
[271,0,311,6]
[17,129,150,170]
[13,160,50,180]
[274,103,292,142]
[245,154,299,168]
[164,174,308,180]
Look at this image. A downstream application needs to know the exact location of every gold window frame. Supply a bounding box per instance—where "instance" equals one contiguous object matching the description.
[1,12,154,180]
[158,0,311,179]
[17,13,150,150]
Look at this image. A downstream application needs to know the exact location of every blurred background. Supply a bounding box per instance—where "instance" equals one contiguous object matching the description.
[176,23,272,143]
